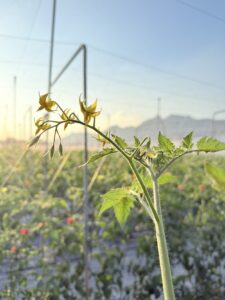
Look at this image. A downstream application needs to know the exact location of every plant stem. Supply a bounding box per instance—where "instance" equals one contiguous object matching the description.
[152,177,176,300]
[128,159,159,223]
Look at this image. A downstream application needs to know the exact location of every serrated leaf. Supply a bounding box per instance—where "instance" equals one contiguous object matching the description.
[99,188,129,216]
[197,137,225,152]
[88,148,117,164]
[158,132,175,154]
[182,132,193,149]
[205,163,225,192]
[50,145,55,158]
[99,188,135,225]
[111,134,128,149]
[59,143,63,156]
[114,197,134,226]
[29,135,41,147]
[131,173,176,193]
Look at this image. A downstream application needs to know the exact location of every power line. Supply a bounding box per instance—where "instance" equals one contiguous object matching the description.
[177,0,225,24]
[1,33,225,91]
[89,71,217,103]
[0,33,79,45]
[89,45,225,91]
[0,57,218,103]
[17,0,43,75]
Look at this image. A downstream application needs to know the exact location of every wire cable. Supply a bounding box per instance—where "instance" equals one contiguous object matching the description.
[0,33,225,91]
[177,0,225,24]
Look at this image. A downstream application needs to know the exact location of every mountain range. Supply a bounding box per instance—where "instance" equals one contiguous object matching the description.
[62,114,225,148]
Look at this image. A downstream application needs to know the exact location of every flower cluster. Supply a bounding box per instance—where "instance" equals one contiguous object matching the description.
[32,93,101,156]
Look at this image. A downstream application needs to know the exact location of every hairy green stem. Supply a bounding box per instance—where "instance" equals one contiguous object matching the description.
[128,159,159,223]
[152,178,176,300]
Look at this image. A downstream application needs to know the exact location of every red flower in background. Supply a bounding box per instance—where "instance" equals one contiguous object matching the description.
[10,246,17,254]
[19,228,29,235]
[66,217,74,225]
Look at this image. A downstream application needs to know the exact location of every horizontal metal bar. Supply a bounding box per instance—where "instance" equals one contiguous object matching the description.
[212,109,225,117]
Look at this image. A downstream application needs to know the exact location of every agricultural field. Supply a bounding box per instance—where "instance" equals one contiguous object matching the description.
[0,145,224,300]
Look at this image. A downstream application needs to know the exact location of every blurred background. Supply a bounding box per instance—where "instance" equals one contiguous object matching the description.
[0,0,225,145]
[0,1,225,300]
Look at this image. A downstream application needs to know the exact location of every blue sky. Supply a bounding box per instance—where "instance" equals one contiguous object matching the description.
[0,0,225,139]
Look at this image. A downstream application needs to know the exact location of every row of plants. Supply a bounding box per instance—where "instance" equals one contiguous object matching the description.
[0,145,225,299]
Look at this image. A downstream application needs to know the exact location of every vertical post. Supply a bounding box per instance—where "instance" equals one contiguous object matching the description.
[45,0,56,190]
[29,106,33,139]
[83,45,89,300]
[157,97,161,132]
[13,76,17,141]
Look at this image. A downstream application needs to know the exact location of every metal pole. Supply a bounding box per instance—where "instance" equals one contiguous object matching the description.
[29,106,33,139]
[13,76,17,141]
[45,0,56,190]
[83,45,89,300]
[50,43,89,298]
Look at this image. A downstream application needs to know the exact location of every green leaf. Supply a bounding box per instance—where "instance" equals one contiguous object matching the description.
[114,197,134,226]
[197,137,225,152]
[29,135,41,147]
[182,132,193,149]
[99,188,135,225]
[99,188,129,216]
[158,173,177,185]
[56,199,68,208]
[131,173,176,193]
[111,134,128,149]
[59,143,63,156]
[205,163,225,192]
[158,132,175,154]
[88,148,117,164]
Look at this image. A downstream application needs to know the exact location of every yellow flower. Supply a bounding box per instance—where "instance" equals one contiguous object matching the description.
[60,109,76,130]
[35,118,50,135]
[79,98,100,124]
[37,93,56,112]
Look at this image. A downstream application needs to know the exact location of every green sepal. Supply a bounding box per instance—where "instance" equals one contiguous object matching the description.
[50,145,55,158]
[29,135,41,147]
[59,143,63,156]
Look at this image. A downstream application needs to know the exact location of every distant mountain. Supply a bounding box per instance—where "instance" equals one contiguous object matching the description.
[62,115,225,147]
